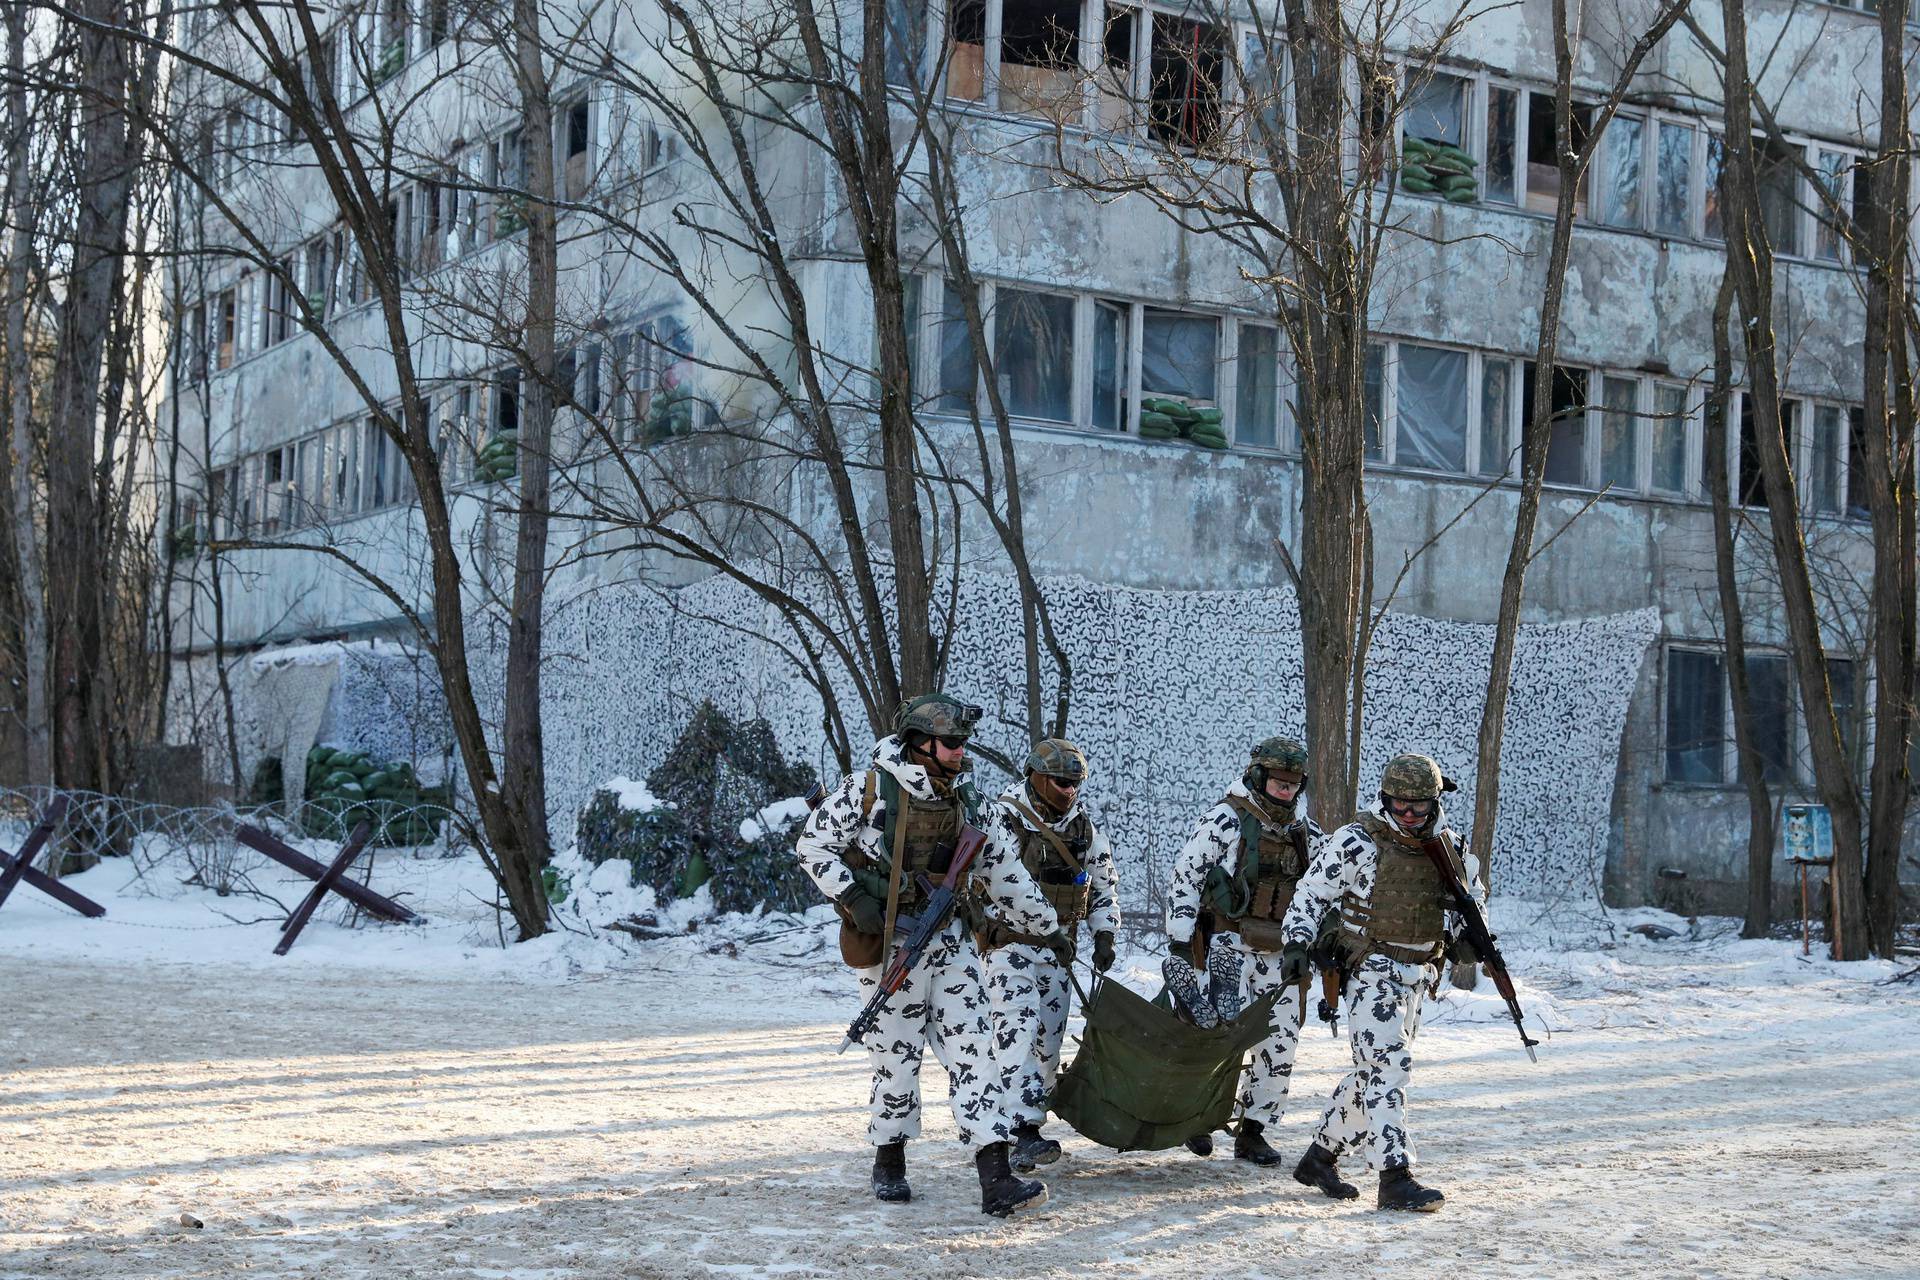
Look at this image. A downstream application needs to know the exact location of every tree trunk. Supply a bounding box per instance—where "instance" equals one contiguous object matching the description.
[1472,0,1582,893]
[1706,272,1776,937]
[45,0,136,793]
[496,0,559,936]
[4,3,49,787]
[1719,0,1869,958]
[1860,0,1916,957]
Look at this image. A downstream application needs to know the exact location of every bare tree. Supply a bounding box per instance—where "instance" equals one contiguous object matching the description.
[1467,0,1690,922]
[1855,0,1915,955]
[1704,0,1868,956]
[3,2,50,786]
[68,0,564,935]
[1703,272,1776,937]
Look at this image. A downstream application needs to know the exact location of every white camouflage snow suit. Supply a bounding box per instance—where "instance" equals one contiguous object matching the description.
[980,781,1121,1129]
[795,735,1061,1153]
[1280,801,1483,1172]
[1164,779,1324,1130]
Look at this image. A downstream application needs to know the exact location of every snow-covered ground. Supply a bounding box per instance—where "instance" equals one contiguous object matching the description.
[2,847,1916,1279]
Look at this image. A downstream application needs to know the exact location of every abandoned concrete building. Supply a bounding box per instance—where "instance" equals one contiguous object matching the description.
[162,0,1916,919]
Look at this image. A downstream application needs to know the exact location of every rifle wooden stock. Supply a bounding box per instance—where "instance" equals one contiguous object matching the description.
[839,822,987,1052]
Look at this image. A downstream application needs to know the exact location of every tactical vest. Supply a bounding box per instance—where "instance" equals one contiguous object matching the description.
[834,767,970,968]
[1214,794,1309,952]
[1338,813,1463,965]
[881,782,963,914]
[977,794,1092,952]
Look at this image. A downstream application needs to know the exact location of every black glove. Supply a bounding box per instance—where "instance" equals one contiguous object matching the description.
[1044,928,1075,958]
[1092,930,1117,972]
[1278,942,1310,984]
[1447,933,1480,966]
[837,883,887,935]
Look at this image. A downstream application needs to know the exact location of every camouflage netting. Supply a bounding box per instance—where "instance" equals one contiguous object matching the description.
[572,701,818,913]
[471,574,1656,926]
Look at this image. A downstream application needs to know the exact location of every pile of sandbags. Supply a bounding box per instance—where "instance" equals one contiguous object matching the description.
[302,745,448,846]
[1139,396,1228,449]
[472,431,518,484]
[1400,135,1479,202]
[640,385,699,444]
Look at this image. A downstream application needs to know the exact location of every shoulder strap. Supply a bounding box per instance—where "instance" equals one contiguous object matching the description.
[1288,823,1310,863]
[1221,794,1263,902]
[860,769,876,823]
[877,769,905,960]
[1006,795,1085,877]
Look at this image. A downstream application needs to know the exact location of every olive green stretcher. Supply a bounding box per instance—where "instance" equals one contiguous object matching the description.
[1050,974,1280,1152]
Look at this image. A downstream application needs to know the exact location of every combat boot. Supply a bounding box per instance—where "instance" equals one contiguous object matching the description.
[1009,1122,1061,1173]
[1206,940,1244,1020]
[1377,1165,1444,1212]
[870,1139,910,1203]
[1183,1132,1214,1157]
[976,1141,1048,1217]
[1291,1143,1359,1199]
[1233,1118,1285,1167]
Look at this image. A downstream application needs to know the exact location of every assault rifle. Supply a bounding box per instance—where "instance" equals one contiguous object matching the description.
[837,822,989,1054]
[1419,836,1540,1062]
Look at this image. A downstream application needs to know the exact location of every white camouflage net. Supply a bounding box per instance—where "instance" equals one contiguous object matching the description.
[469,575,1656,926]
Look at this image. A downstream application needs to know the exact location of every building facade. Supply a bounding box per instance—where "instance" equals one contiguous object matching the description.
[162,0,1915,916]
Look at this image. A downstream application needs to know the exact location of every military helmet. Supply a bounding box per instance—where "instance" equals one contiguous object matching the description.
[894,692,984,741]
[1379,753,1456,800]
[1250,736,1308,775]
[1025,737,1089,782]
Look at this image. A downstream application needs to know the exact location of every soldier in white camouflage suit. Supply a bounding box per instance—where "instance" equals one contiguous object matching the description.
[1280,753,1484,1212]
[1162,736,1323,1166]
[794,693,1065,1217]
[978,738,1121,1174]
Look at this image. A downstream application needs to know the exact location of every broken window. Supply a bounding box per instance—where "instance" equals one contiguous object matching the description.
[1847,405,1871,521]
[1362,342,1385,460]
[885,0,927,87]
[1094,5,1137,131]
[1148,13,1223,149]
[1523,362,1588,487]
[1596,113,1644,228]
[1743,653,1794,785]
[1479,357,1513,475]
[1093,299,1128,431]
[1810,403,1845,515]
[1399,71,1476,202]
[216,288,237,370]
[1235,322,1281,448]
[1394,342,1468,473]
[947,0,986,102]
[1812,147,1863,262]
[1665,647,1725,784]
[1702,133,1726,241]
[1738,394,1800,510]
[1655,120,1694,236]
[937,280,980,413]
[562,96,592,201]
[1357,59,1395,184]
[1651,382,1690,495]
[1140,308,1218,403]
[1525,92,1590,216]
[994,287,1075,422]
[999,0,1082,121]
[1238,27,1287,147]
[1598,374,1638,490]
[1484,86,1518,204]
[1753,132,1800,254]
[1829,657,1859,769]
